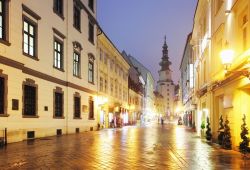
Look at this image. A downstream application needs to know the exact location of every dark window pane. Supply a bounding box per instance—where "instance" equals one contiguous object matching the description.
[24,85,36,116]
[55,92,63,117]
[54,0,63,16]
[88,0,94,11]
[88,21,94,43]
[73,6,80,30]
[0,77,4,114]
[89,99,94,119]
[74,97,80,118]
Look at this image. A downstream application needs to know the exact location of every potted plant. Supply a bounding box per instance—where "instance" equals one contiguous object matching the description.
[201,121,205,137]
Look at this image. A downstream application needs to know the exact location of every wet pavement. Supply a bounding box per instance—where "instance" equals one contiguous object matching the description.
[0,123,250,170]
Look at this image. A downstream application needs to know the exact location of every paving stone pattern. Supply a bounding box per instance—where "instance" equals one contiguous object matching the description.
[0,124,250,170]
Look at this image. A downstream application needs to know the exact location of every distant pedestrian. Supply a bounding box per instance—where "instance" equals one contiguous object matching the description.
[161,117,164,126]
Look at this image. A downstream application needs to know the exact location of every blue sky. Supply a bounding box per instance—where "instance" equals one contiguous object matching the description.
[97,0,197,84]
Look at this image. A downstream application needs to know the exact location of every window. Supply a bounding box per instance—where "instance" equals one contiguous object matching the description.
[242,15,248,51]
[88,0,94,12]
[0,0,7,41]
[115,80,118,97]
[104,54,107,65]
[53,0,63,17]
[99,49,103,61]
[73,52,80,77]
[73,5,81,31]
[0,77,4,114]
[110,78,113,95]
[104,79,107,93]
[23,19,36,57]
[54,40,63,70]
[110,59,114,70]
[99,77,103,91]
[88,20,94,44]
[23,85,36,116]
[74,96,80,118]
[88,98,94,119]
[88,54,95,83]
[54,92,63,117]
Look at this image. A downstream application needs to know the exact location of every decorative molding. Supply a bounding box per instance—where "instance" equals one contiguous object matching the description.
[73,41,83,51]
[22,4,41,20]
[53,27,66,39]
[0,55,97,95]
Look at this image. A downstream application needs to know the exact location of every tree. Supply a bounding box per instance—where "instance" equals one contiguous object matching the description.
[206,117,212,141]
[218,115,224,145]
[239,114,250,154]
[222,116,232,150]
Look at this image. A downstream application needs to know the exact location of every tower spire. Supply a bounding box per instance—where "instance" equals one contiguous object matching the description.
[159,36,171,71]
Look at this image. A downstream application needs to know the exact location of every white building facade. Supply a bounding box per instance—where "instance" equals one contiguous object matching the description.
[0,0,98,143]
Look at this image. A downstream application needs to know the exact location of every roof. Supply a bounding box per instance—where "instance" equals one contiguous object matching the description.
[122,51,154,83]
[179,33,192,70]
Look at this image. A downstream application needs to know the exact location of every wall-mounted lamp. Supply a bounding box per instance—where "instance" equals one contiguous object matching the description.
[220,48,250,79]
[225,10,231,16]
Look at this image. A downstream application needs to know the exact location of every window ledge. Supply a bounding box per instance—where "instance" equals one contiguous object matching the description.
[0,114,10,117]
[73,25,81,33]
[53,9,65,20]
[53,66,65,72]
[73,117,82,120]
[23,115,39,118]
[88,118,95,120]
[88,39,95,45]
[0,39,11,46]
[53,116,65,119]
[73,75,82,79]
[88,81,95,85]
[23,53,39,61]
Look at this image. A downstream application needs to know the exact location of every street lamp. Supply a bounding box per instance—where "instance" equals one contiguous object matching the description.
[220,48,250,79]
[220,48,234,71]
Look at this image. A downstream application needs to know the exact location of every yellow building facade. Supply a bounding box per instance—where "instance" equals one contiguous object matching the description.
[0,0,98,143]
[192,0,250,149]
[96,32,130,128]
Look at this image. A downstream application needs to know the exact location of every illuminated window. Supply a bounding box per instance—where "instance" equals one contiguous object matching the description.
[54,40,63,70]
[73,52,80,77]
[23,19,36,57]
[88,54,95,83]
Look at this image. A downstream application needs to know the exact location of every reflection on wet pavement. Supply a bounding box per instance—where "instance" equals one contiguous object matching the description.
[0,123,250,169]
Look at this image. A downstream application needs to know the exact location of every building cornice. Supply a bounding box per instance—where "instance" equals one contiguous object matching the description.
[0,55,97,95]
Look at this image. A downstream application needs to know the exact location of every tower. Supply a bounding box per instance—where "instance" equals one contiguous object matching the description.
[157,36,175,116]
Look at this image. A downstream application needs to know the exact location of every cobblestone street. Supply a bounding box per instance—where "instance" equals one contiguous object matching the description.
[0,123,250,170]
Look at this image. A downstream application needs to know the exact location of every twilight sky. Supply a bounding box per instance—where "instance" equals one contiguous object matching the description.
[97,0,197,84]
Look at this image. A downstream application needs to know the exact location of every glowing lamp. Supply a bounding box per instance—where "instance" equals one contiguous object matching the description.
[220,49,234,69]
